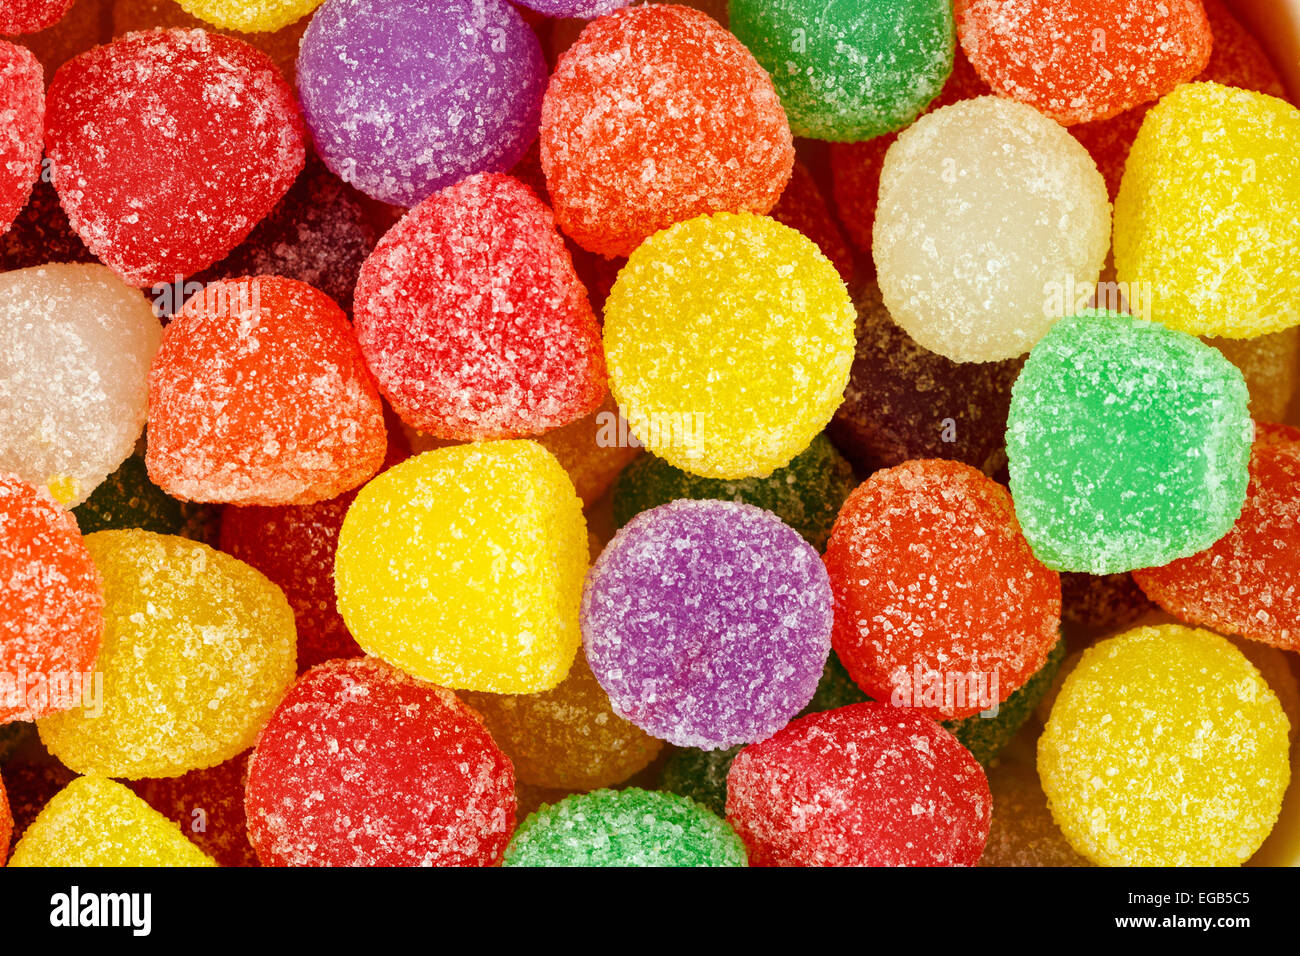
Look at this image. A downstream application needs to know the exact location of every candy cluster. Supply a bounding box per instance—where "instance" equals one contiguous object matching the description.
[1,0,1298,868]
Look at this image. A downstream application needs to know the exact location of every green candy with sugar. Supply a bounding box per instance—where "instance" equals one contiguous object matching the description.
[502,788,746,867]
[1006,310,1251,574]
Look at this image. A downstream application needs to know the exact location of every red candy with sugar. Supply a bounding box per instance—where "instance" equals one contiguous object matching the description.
[245,658,516,867]
[0,772,11,862]
[0,41,43,237]
[956,0,1212,125]
[0,473,102,724]
[147,275,386,506]
[1134,438,1300,652]
[218,419,409,673]
[540,4,793,258]
[0,0,75,34]
[354,172,606,441]
[824,460,1060,720]
[726,703,991,867]
[45,28,304,286]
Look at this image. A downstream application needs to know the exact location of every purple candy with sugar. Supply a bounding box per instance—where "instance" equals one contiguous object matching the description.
[513,0,629,17]
[296,0,546,208]
[582,498,832,750]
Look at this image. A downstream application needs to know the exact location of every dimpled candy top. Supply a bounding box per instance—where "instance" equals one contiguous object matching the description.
[1038,624,1291,866]
[829,282,1022,475]
[245,657,516,867]
[146,276,386,506]
[728,0,954,142]
[334,441,588,694]
[1006,310,1253,574]
[502,788,746,867]
[175,0,323,33]
[462,654,662,791]
[726,703,991,867]
[0,473,102,724]
[955,0,1212,125]
[582,499,833,749]
[824,459,1060,720]
[873,96,1110,363]
[296,0,546,208]
[0,41,42,236]
[540,4,794,258]
[9,775,216,866]
[603,212,855,480]
[1114,83,1300,339]
[0,264,161,507]
[353,173,606,441]
[45,28,305,286]
[1134,438,1300,652]
[610,433,857,551]
[37,529,297,778]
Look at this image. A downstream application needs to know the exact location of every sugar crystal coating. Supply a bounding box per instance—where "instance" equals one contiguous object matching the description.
[245,657,515,867]
[0,473,103,724]
[829,283,1022,475]
[611,434,856,551]
[147,275,386,506]
[1069,0,1287,201]
[540,4,793,258]
[1114,83,1300,339]
[9,775,216,866]
[729,0,954,141]
[1,263,160,507]
[296,0,545,208]
[503,787,746,867]
[37,529,297,778]
[1133,440,1300,651]
[956,0,1211,125]
[353,173,606,441]
[0,41,43,236]
[825,460,1061,720]
[335,441,588,694]
[46,28,305,285]
[175,0,322,33]
[873,96,1111,363]
[727,702,991,866]
[583,499,833,749]
[1006,310,1253,574]
[0,0,77,33]
[1038,624,1291,866]
[516,0,628,16]
[603,212,855,479]
[462,654,662,791]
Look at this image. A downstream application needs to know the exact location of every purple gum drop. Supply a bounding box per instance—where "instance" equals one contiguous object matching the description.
[296,0,547,208]
[582,498,833,750]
